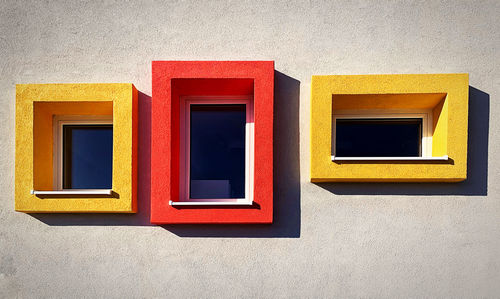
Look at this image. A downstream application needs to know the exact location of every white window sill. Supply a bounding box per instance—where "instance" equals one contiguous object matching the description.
[332,155,449,161]
[31,189,113,196]
[169,200,253,206]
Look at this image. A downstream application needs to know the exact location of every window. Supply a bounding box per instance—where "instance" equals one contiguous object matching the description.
[310,74,469,182]
[151,61,274,224]
[332,110,434,160]
[16,83,137,213]
[53,116,113,190]
[177,97,254,205]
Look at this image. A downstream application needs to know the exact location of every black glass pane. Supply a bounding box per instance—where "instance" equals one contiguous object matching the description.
[190,104,246,199]
[335,118,422,157]
[63,125,113,189]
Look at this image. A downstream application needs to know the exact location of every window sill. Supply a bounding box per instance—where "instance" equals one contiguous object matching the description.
[31,189,113,196]
[169,200,253,206]
[332,155,449,161]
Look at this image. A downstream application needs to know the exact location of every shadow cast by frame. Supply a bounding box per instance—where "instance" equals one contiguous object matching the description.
[315,86,489,196]
[30,91,153,225]
[163,70,301,237]
[31,71,303,236]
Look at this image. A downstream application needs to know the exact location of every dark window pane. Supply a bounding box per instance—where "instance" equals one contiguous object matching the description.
[63,125,113,189]
[335,118,422,157]
[190,104,246,199]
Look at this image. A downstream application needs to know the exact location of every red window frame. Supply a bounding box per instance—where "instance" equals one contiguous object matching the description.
[151,61,274,224]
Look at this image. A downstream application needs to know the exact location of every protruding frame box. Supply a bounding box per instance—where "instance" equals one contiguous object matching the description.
[15,84,138,212]
[310,74,469,182]
[151,61,274,224]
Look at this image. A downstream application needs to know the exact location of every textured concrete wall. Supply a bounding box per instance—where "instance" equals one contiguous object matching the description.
[1,0,499,298]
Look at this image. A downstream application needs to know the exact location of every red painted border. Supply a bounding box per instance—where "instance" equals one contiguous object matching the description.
[151,61,274,224]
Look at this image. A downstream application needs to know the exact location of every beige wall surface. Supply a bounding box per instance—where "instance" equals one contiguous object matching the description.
[1,1,499,298]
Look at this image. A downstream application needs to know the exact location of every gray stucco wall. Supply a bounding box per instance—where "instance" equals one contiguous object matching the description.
[1,1,499,298]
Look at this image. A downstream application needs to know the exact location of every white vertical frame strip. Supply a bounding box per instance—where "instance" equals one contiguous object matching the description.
[246,99,255,205]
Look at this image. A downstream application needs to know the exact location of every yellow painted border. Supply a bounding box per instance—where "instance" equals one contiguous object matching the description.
[15,84,138,212]
[310,74,469,182]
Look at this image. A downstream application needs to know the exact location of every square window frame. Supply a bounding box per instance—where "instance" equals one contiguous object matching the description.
[53,115,114,191]
[15,83,138,213]
[151,61,274,224]
[177,96,254,205]
[310,74,469,182]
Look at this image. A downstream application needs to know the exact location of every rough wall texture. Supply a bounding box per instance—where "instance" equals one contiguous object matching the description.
[1,0,499,298]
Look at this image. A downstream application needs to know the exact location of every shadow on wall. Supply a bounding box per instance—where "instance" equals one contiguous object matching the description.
[32,91,153,226]
[32,71,302,236]
[315,86,489,196]
[164,71,301,237]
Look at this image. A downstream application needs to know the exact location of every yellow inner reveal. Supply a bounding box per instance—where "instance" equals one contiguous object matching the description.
[33,102,113,190]
[332,93,448,157]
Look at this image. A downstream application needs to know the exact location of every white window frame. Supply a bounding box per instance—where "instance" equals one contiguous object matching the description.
[52,115,113,192]
[332,109,448,161]
[173,96,254,206]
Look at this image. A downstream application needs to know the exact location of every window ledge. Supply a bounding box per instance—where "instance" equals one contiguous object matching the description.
[169,200,253,206]
[31,189,113,196]
[332,155,449,161]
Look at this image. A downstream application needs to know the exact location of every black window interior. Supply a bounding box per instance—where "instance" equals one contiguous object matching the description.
[189,104,246,199]
[335,118,422,157]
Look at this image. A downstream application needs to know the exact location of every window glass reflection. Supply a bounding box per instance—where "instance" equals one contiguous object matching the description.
[190,104,246,199]
[335,119,422,157]
[63,125,113,189]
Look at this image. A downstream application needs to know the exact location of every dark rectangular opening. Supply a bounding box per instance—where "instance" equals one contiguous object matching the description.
[189,104,246,199]
[335,118,422,157]
[63,125,113,189]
